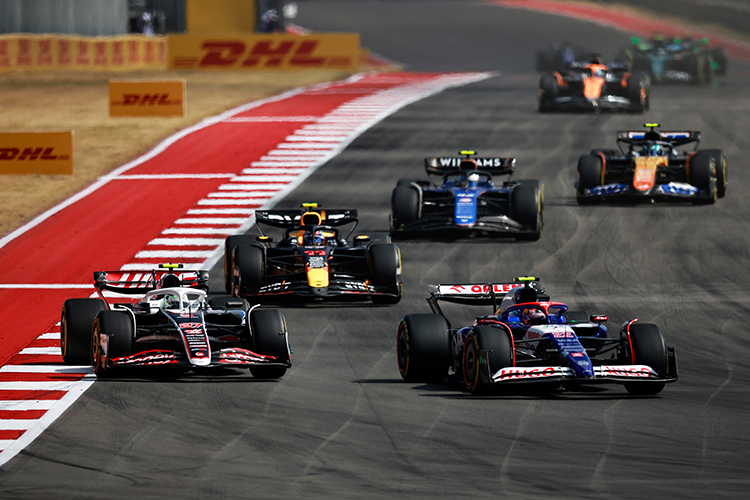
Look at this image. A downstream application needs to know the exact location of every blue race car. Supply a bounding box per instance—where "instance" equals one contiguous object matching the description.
[396,277,678,395]
[389,151,544,240]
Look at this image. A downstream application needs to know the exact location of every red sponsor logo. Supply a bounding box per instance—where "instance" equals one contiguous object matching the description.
[0,39,10,68]
[94,41,107,65]
[497,367,557,380]
[17,38,32,66]
[448,283,520,294]
[0,147,68,161]
[180,323,202,329]
[37,39,53,66]
[192,40,341,69]
[113,93,181,106]
[76,40,90,65]
[602,366,654,378]
[58,39,71,65]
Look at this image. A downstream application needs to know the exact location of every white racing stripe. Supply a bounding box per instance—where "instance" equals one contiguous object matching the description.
[162,227,236,235]
[0,365,91,374]
[17,348,60,355]
[186,209,255,215]
[0,400,60,410]
[147,238,225,246]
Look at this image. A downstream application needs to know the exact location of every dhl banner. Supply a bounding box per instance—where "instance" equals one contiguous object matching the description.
[0,35,167,73]
[109,80,185,117]
[167,33,360,71]
[0,131,73,175]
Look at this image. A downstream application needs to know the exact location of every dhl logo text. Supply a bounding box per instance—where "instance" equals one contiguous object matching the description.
[197,40,334,68]
[112,93,181,106]
[0,147,68,161]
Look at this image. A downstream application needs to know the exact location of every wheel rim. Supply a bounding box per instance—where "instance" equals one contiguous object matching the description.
[91,325,101,372]
[397,326,409,376]
[463,337,480,391]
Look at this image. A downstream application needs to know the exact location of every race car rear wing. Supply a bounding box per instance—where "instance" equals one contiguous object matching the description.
[616,130,701,149]
[424,157,516,176]
[93,267,209,295]
[426,282,523,311]
[255,209,358,229]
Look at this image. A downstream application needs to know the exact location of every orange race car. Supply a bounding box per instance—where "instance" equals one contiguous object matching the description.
[576,124,727,205]
[538,56,650,113]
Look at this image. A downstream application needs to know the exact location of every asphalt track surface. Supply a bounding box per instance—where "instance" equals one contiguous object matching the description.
[2,1,750,498]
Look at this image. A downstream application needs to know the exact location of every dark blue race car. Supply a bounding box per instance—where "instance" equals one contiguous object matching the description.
[396,277,678,396]
[389,151,544,240]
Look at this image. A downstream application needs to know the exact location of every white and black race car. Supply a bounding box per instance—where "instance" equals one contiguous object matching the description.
[60,264,292,378]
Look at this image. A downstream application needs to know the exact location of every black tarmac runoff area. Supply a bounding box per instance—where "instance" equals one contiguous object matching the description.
[2,1,750,499]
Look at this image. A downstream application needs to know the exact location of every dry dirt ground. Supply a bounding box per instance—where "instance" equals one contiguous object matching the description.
[0,69,353,238]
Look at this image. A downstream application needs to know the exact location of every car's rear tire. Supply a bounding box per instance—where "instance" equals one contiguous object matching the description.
[391,185,420,228]
[60,298,107,365]
[689,152,717,204]
[538,73,558,112]
[701,149,727,198]
[234,245,265,296]
[368,243,402,304]
[397,314,450,383]
[249,309,290,379]
[92,310,134,377]
[463,326,513,395]
[577,154,604,204]
[511,180,543,241]
[625,72,648,112]
[623,323,668,395]
[224,235,256,294]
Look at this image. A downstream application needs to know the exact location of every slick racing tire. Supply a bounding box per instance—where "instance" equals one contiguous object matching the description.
[626,72,650,112]
[511,180,543,241]
[701,149,727,198]
[689,152,717,204]
[538,73,558,112]
[224,235,256,294]
[391,185,420,229]
[623,323,668,395]
[249,309,290,379]
[208,296,250,312]
[712,47,727,76]
[92,310,134,377]
[397,314,451,383]
[368,243,402,304]
[688,54,708,85]
[234,245,265,297]
[463,326,513,396]
[576,154,604,205]
[60,298,107,366]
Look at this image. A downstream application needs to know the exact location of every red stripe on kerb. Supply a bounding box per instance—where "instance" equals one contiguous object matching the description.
[0,410,47,420]
[0,391,67,401]
[0,430,26,440]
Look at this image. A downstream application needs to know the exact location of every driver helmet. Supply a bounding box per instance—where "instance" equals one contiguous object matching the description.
[304,229,325,246]
[467,172,480,188]
[522,308,547,326]
[646,143,663,157]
